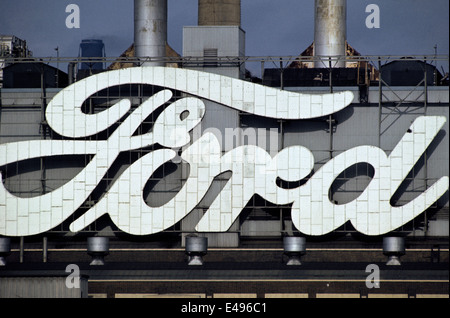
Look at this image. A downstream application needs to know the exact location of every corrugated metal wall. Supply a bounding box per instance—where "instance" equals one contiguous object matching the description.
[0,276,88,298]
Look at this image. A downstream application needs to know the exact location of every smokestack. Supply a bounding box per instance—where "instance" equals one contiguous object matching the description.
[198,0,241,26]
[314,0,347,68]
[134,0,167,66]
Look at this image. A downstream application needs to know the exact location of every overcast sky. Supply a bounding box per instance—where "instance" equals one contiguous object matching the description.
[1,0,448,76]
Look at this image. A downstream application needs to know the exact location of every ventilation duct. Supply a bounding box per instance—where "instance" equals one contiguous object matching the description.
[87,237,110,266]
[283,236,306,265]
[185,236,208,265]
[383,236,405,266]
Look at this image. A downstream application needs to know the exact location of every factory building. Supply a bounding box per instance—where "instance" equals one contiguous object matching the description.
[0,0,448,299]
[0,35,33,87]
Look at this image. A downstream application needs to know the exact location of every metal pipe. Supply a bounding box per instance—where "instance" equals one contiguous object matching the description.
[43,236,48,263]
[40,64,47,199]
[279,59,284,90]
[378,59,382,147]
[19,236,24,263]
[134,0,167,66]
[423,58,428,234]
[67,61,77,84]
[328,57,334,159]
[314,0,347,68]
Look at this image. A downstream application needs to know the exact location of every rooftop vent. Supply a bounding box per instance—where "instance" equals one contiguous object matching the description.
[383,236,405,266]
[283,236,306,265]
[87,237,110,266]
[185,236,208,266]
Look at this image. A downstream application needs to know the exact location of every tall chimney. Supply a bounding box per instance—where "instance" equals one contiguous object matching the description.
[134,0,167,66]
[198,0,241,26]
[314,0,347,68]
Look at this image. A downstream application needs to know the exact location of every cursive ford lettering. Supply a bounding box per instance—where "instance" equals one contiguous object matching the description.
[0,67,447,237]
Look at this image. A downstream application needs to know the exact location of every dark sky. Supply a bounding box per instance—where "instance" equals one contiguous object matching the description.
[1,0,448,76]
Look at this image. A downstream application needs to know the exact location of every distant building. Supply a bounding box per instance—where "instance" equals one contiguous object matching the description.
[79,39,106,71]
[380,58,447,86]
[76,39,106,80]
[2,62,68,88]
[0,35,33,87]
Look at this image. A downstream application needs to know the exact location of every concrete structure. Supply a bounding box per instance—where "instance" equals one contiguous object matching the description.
[198,0,241,26]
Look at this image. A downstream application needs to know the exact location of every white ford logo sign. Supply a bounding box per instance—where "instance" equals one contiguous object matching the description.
[0,67,448,237]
